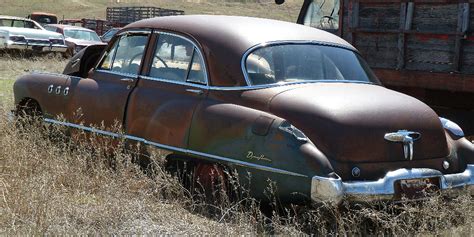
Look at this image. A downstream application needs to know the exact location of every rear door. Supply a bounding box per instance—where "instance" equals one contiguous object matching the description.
[64,30,151,128]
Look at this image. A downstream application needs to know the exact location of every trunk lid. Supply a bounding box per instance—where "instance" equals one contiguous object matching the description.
[267,83,449,163]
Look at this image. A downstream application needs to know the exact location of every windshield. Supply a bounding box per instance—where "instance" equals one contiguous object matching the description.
[245,44,379,85]
[64,29,101,42]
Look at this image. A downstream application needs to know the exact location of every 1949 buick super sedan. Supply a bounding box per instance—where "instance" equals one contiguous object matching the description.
[13,15,474,204]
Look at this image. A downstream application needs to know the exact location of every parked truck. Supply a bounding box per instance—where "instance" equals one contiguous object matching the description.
[106,6,185,27]
[277,0,474,138]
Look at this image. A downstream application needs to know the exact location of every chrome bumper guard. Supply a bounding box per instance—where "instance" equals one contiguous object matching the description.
[5,42,68,52]
[311,164,474,204]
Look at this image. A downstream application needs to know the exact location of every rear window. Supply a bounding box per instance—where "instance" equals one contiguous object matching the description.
[245,43,379,86]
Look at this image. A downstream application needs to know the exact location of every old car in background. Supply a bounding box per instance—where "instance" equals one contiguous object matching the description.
[44,24,106,56]
[27,12,58,26]
[0,15,67,54]
[13,16,474,204]
[59,18,110,36]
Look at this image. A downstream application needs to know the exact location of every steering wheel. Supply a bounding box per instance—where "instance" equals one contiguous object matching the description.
[126,53,169,74]
[153,54,169,68]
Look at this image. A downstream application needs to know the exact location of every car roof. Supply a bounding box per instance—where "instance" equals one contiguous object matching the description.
[0,15,32,21]
[30,12,57,17]
[126,15,355,87]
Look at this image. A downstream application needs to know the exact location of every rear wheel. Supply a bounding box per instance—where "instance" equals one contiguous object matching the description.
[193,163,229,204]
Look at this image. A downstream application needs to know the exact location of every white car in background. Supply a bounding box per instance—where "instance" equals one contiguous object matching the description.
[44,24,106,56]
[0,15,67,53]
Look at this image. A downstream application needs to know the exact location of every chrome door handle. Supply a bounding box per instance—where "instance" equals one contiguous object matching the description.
[120,78,134,83]
[186,89,204,95]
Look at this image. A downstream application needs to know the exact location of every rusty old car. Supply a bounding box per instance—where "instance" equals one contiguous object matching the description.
[13,15,474,204]
[44,24,106,56]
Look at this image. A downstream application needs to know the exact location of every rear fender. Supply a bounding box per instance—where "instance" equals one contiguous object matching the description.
[188,101,334,202]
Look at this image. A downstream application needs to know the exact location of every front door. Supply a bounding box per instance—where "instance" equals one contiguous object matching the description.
[65,30,150,129]
[126,32,209,149]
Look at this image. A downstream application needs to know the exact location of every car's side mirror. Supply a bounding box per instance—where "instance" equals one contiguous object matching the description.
[275,0,285,5]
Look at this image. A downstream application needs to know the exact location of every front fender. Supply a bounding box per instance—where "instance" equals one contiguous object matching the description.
[14,73,70,118]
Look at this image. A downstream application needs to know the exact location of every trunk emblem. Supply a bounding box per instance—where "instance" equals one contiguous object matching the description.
[384,130,421,160]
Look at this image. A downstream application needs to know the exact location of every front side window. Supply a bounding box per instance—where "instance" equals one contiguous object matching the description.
[245,44,379,86]
[149,33,206,85]
[304,0,340,30]
[98,33,148,75]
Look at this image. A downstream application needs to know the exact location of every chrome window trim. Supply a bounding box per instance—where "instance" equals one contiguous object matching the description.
[140,76,209,89]
[240,40,370,87]
[208,80,375,91]
[148,31,209,86]
[116,29,152,36]
[96,69,138,79]
[43,118,307,178]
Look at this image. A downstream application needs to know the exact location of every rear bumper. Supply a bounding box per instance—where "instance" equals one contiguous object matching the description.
[311,164,474,204]
[3,42,67,53]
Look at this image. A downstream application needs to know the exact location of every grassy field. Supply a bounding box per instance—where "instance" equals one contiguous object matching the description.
[2,0,302,23]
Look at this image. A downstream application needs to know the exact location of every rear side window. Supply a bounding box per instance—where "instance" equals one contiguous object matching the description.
[98,33,148,75]
[149,33,207,85]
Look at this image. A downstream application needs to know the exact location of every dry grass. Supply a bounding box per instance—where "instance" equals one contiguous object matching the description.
[0,116,258,234]
[0,111,472,235]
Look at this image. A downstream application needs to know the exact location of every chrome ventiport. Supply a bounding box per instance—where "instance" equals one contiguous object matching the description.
[443,161,450,170]
[63,87,69,96]
[55,86,62,95]
[47,85,54,93]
